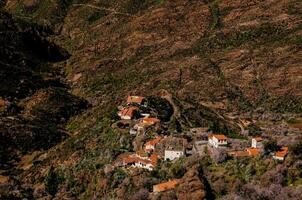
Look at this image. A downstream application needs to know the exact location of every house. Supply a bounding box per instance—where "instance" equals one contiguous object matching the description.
[118,106,139,120]
[130,122,150,135]
[118,153,158,171]
[153,179,180,193]
[246,147,261,156]
[229,147,261,158]
[127,96,146,106]
[164,147,185,161]
[208,134,228,148]
[251,137,263,148]
[144,136,162,152]
[229,150,250,158]
[273,147,288,161]
[130,118,161,135]
[142,118,160,125]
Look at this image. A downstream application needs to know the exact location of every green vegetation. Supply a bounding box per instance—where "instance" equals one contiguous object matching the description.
[45,167,64,196]
[263,140,280,153]
[208,2,222,29]
[290,142,302,159]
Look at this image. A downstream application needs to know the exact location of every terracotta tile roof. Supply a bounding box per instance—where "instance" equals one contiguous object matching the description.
[229,151,250,157]
[127,96,145,104]
[119,153,158,166]
[153,179,180,193]
[119,106,139,118]
[253,137,263,142]
[247,148,261,156]
[210,134,228,140]
[150,154,158,166]
[143,118,160,125]
[145,136,162,148]
[230,148,261,157]
[275,147,288,158]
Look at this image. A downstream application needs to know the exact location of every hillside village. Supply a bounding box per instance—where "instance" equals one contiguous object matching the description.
[1,0,302,199]
[110,95,297,194]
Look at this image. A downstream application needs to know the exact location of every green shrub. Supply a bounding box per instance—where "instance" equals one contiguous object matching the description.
[290,142,302,159]
[263,140,280,153]
[45,167,64,196]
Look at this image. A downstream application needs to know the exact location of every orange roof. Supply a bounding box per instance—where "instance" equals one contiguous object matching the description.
[143,118,160,125]
[253,137,263,142]
[127,96,145,104]
[120,153,158,166]
[119,106,139,118]
[210,134,228,140]
[247,148,261,156]
[150,154,158,166]
[153,179,180,193]
[145,136,162,148]
[229,151,250,157]
[275,147,288,158]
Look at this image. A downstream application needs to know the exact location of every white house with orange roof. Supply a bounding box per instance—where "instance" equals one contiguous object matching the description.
[208,134,228,148]
[118,106,139,120]
[273,147,288,161]
[251,137,263,148]
[118,153,158,171]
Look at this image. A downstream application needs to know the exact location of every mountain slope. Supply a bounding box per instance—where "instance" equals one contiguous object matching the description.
[1,0,302,199]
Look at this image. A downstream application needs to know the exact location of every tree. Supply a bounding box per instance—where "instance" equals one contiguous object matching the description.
[263,139,280,153]
[290,142,302,158]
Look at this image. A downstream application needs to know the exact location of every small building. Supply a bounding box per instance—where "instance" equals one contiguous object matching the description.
[229,147,261,158]
[144,136,162,152]
[164,147,185,161]
[251,137,263,148]
[118,106,139,120]
[273,147,288,161]
[153,179,180,193]
[229,150,250,158]
[246,147,261,156]
[118,153,158,171]
[142,118,160,125]
[130,122,151,135]
[127,96,146,106]
[208,134,228,148]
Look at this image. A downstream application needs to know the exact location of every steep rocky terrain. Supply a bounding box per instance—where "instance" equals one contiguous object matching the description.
[1,0,302,199]
[0,5,87,185]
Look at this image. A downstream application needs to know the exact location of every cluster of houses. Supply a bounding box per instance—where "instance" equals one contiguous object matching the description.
[112,95,290,194]
[207,134,289,161]
[114,96,186,171]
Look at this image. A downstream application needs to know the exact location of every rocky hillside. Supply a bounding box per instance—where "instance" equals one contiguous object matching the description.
[1,0,302,199]
[0,8,87,170]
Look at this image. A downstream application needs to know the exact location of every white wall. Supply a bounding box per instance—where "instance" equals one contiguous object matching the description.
[164,150,184,161]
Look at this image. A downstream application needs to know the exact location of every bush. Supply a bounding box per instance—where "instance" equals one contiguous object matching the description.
[290,142,302,159]
[45,167,64,196]
[263,140,280,153]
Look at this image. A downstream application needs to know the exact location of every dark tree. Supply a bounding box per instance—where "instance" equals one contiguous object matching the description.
[263,140,280,153]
